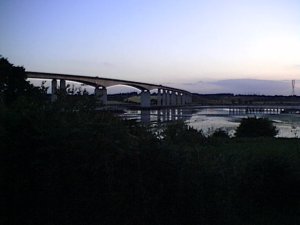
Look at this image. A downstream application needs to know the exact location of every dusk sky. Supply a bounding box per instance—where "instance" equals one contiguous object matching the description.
[1,0,300,93]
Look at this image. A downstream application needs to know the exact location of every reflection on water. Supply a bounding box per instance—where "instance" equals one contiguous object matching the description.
[122,107,300,138]
[123,108,191,124]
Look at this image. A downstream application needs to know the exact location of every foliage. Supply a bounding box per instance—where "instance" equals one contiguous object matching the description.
[2,103,300,225]
[0,56,46,105]
[162,120,205,145]
[1,56,299,225]
[210,128,230,138]
[235,117,278,137]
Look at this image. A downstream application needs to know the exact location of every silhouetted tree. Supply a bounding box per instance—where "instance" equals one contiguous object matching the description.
[162,121,205,145]
[235,117,278,137]
[0,56,45,105]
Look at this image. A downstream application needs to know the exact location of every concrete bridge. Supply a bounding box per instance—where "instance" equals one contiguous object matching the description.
[26,71,192,107]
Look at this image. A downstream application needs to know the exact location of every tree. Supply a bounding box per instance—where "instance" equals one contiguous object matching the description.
[235,117,278,138]
[162,121,205,145]
[0,56,45,105]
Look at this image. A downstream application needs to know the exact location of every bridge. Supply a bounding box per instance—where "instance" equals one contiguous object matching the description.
[26,71,192,107]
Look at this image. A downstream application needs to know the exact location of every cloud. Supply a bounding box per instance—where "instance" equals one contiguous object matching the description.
[182,81,204,85]
[211,79,291,95]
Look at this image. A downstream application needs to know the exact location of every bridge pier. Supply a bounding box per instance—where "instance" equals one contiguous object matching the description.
[51,79,58,102]
[94,87,107,105]
[177,93,182,106]
[180,94,183,105]
[162,90,167,106]
[167,90,171,106]
[171,92,177,106]
[60,79,66,91]
[157,90,187,106]
[157,88,162,106]
[182,94,186,105]
[141,90,150,108]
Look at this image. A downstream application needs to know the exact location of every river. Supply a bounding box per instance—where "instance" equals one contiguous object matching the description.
[121,106,300,138]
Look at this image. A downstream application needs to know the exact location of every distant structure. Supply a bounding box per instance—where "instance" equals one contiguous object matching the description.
[26,71,192,107]
[292,80,296,96]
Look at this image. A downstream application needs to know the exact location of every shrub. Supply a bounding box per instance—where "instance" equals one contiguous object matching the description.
[235,117,278,137]
[211,128,230,138]
[162,121,205,145]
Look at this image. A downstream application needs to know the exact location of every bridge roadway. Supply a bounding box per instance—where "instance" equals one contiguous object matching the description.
[26,71,192,107]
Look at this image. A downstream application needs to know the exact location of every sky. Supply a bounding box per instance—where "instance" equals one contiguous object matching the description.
[1,0,300,94]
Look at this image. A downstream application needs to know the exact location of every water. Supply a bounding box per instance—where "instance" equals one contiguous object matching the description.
[122,107,300,138]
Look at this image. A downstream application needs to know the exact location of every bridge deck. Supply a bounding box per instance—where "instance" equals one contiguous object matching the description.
[26,71,191,94]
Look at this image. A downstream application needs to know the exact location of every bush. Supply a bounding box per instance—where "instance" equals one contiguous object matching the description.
[162,121,205,145]
[211,128,230,138]
[235,117,278,137]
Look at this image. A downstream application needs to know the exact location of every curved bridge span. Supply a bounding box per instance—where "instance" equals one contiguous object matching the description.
[26,71,192,107]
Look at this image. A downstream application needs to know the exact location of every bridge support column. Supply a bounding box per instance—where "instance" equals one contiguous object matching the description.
[60,79,66,91]
[157,88,162,106]
[51,79,57,102]
[177,93,182,106]
[166,90,171,106]
[171,92,177,106]
[95,87,107,105]
[141,90,150,108]
[162,90,167,106]
[183,94,187,105]
[101,88,107,105]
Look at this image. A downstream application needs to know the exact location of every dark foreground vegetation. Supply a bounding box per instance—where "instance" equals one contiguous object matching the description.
[1,57,300,225]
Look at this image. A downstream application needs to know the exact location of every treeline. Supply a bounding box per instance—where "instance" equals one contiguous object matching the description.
[2,105,300,225]
[1,57,300,225]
